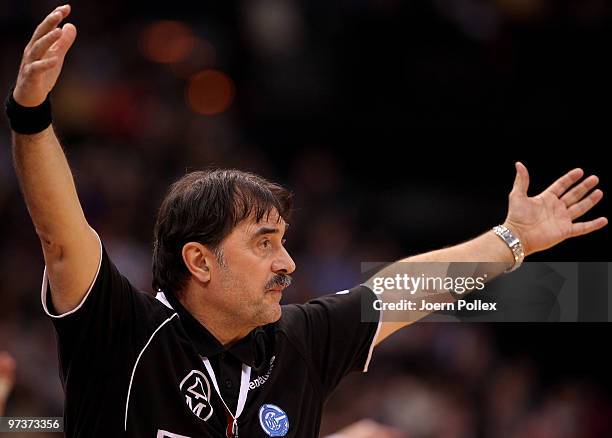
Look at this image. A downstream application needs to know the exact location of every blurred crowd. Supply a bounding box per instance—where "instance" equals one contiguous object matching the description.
[0,0,610,437]
[321,323,612,437]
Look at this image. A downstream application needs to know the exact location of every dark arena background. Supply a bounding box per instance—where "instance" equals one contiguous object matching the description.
[0,0,610,437]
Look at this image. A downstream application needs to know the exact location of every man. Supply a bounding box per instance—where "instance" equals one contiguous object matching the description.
[6,5,607,437]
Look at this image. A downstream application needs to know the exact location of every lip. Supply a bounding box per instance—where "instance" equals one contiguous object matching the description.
[267,287,284,293]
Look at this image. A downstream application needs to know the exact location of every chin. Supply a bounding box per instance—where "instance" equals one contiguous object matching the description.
[265,303,282,324]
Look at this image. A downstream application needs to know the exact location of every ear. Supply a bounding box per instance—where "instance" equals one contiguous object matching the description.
[181,242,215,284]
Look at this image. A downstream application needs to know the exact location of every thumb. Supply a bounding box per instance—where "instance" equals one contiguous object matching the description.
[511,161,530,196]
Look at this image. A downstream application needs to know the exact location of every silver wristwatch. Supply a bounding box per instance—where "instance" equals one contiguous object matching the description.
[492,225,524,273]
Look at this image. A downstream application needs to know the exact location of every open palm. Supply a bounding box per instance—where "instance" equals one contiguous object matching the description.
[13,4,76,107]
[503,162,607,256]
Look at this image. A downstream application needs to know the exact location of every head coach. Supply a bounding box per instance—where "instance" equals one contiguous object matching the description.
[5,5,608,437]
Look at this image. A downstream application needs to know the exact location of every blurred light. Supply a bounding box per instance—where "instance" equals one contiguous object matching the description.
[186,70,235,115]
[244,0,304,57]
[495,0,546,21]
[170,38,217,79]
[139,20,196,64]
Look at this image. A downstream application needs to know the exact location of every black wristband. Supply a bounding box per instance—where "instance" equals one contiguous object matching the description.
[4,87,53,135]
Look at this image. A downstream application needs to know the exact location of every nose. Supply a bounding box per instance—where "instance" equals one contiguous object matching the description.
[272,246,296,275]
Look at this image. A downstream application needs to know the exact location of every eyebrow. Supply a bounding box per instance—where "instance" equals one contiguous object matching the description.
[251,223,289,239]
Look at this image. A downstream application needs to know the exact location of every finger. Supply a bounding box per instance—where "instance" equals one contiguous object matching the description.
[26,57,60,76]
[29,5,71,46]
[510,161,530,196]
[544,168,584,198]
[570,217,608,238]
[560,175,599,207]
[29,10,62,46]
[568,189,604,220]
[27,27,63,61]
[47,23,77,59]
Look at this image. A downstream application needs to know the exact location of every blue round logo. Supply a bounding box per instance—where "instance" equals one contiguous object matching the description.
[259,404,289,437]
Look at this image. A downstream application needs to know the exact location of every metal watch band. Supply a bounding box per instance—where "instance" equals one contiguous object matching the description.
[492,225,525,273]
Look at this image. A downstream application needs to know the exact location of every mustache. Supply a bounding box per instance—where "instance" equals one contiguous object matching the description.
[265,274,292,290]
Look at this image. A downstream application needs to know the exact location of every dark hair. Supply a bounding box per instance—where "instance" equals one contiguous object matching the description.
[152,169,293,296]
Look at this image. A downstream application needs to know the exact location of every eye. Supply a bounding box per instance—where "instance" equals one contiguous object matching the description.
[259,239,272,250]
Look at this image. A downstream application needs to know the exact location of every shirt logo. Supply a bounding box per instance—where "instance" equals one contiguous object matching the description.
[259,404,289,437]
[179,370,214,421]
[249,356,275,389]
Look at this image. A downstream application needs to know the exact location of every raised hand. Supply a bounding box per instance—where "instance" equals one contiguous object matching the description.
[503,162,607,256]
[13,4,77,107]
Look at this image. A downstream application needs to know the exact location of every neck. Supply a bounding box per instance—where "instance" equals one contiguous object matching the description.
[178,291,253,347]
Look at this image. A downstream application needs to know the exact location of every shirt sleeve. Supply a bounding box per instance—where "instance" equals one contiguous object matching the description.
[40,229,149,373]
[282,285,381,396]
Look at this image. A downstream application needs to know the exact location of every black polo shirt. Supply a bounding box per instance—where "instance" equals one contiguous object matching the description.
[41,232,381,437]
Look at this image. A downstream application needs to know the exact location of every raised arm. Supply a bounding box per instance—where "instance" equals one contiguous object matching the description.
[8,5,100,314]
[369,162,607,345]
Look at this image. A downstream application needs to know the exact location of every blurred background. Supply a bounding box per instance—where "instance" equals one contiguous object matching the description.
[0,0,610,436]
